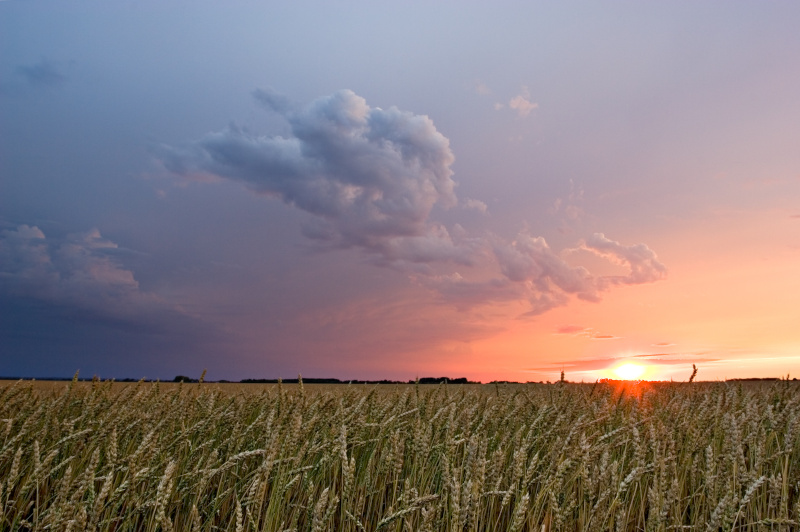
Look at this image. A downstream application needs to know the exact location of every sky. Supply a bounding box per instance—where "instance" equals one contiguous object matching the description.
[2,1,799,382]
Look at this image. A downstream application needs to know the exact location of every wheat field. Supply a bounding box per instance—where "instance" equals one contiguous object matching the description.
[1,378,798,531]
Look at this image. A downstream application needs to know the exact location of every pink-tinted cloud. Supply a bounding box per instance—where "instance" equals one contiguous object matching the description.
[472,80,491,96]
[553,324,621,339]
[463,198,488,214]
[508,86,538,117]
[423,230,667,316]
[555,324,586,335]
[583,233,668,285]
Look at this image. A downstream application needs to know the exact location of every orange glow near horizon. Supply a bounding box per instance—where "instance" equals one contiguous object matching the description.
[613,362,646,380]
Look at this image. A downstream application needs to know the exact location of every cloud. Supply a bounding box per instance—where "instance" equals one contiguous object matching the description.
[161,89,667,318]
[472,80,491,96]
[496,233,590,289]
[463,198,488,214]
[0,224,223,343]
[527,352,720,373]
[422,273,525,310]
[0,224,231,377]
[554,324,621,339]
[15,59,66,87]
[492,87,538,117]
[494,231,600,303]
[367,223,485,271]
[426,230,666,316]
[161,89,463,266]
[555,324,586,335]
[422,231,596,316]
[508,86,538,117]
[1,225,154,317]
[582,233,668,285]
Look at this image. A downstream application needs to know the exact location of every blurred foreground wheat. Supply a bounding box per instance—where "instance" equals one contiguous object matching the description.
[1,378,798,531]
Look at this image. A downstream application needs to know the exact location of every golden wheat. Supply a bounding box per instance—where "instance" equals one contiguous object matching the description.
[0,379,798,531]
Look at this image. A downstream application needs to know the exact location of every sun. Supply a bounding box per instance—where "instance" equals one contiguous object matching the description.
[613,362,646,380]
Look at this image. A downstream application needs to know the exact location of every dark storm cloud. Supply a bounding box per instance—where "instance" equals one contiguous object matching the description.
[0,225,161,317]
[0,225,226,378]
[161,89,464,266]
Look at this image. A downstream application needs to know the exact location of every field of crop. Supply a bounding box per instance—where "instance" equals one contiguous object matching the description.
[1,378,798,531]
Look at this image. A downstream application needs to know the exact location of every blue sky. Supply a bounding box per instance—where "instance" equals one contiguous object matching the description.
[2,1,800,381]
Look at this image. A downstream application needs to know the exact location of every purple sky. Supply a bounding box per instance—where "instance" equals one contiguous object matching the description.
[2,1,800,382]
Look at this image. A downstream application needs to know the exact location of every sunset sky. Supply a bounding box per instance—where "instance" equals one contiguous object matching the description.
[2,1,799,382]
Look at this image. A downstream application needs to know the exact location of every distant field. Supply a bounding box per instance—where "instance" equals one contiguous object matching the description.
[1,378,798,531]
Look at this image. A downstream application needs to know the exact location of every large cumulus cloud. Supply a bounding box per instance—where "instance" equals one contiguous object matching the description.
[161,89,463,264]
[160,89,667,317]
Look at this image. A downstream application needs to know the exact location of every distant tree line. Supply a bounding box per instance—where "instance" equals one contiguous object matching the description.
[4,373,795,384]
[238,377,478,384]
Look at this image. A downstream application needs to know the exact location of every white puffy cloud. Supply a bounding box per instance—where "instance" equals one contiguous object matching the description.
[161,89,461,266]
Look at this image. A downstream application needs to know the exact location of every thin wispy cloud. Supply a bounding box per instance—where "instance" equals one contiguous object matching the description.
[554,325,621,340]
[527,352,720,374]
[472,80,491,96]
[555,324,586,335]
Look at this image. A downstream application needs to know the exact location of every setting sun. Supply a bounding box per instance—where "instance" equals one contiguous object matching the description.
[613,363,646,380]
